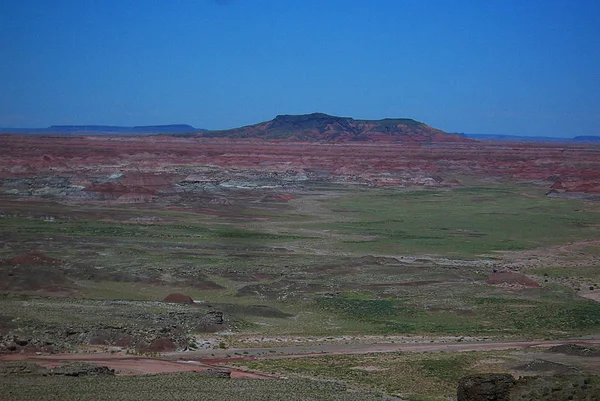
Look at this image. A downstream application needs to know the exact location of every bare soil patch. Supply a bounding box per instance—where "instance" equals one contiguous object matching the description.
[5,252,62,266]
[486,271,540,287]
[513,359,580,374]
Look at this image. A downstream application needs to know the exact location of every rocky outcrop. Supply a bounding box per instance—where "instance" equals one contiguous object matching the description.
[548,343,600,357]
[0,317,211,354]
[458,374,600,400]
[457,374,515,401]
[510,375,600,400]
[0,362,114,377]
[48,363,115,377]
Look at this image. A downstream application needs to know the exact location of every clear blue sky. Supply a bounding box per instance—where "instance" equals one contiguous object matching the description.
[1,0,599,136]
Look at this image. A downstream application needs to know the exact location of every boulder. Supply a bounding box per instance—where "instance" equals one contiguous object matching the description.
[457,373,515,401]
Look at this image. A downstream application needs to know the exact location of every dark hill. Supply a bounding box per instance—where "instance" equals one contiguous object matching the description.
[185,113,468,142]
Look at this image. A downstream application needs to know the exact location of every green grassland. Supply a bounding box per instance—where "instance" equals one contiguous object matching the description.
[230,348,600,401]
[302,185,600,257]
[1,183,600,340]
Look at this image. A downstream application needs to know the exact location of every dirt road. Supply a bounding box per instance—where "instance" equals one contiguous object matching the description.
[166,337,600,362]
[0,352,274,378]
[2,337,599,377]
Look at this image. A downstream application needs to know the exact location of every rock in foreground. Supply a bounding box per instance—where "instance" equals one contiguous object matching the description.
[457,373,515,401]
[458,373,600,400]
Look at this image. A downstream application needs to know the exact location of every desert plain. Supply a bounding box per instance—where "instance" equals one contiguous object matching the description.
[1,133,600,400]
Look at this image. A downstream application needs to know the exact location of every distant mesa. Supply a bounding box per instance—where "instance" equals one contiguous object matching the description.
[0,124,202,135]
[187,112,470,143]
[162,293,195,304]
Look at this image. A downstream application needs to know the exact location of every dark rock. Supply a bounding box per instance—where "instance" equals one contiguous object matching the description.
[48,362,114,377]
[198,368,231,378]
[207,310,224,324]
[510,375,600,400]
[457,373,515,401]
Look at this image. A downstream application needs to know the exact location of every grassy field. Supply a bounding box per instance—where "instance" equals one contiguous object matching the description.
[301,185,600,257]
[229,348,600,401]
[231,350,518,400]
[1,182,600,341]
[0,374,386,401]
[2,181,600,400]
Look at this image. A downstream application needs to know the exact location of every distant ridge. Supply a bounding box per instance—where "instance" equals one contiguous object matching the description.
[461,133,571,142]
[0,124,202,135]
[573,135,600,142]
[179,112,469,142]
[461,133,600,142]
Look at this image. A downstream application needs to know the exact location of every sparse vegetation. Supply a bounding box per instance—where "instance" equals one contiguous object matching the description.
[231,350,519,399]
[2,137,600,400]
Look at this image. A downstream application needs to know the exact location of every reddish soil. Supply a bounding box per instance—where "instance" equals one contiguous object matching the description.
[4,252,62,266]
[3,338,600,377]
[0,353,275,378]
[1,137,599,202]
[142,338,178,353]
[0,252,71,293]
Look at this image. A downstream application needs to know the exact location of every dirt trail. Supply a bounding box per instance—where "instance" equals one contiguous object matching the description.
[168,338,600,361]
[0,353,274,378]
[3,338,599,377]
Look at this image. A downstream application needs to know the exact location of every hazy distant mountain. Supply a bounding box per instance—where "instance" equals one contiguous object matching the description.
[573,136,600,142]
[460,133,573,142]
[180,113,469,142]
[0,124,203,135]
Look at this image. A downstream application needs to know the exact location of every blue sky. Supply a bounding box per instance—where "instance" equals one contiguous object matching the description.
[1,0,599,136]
